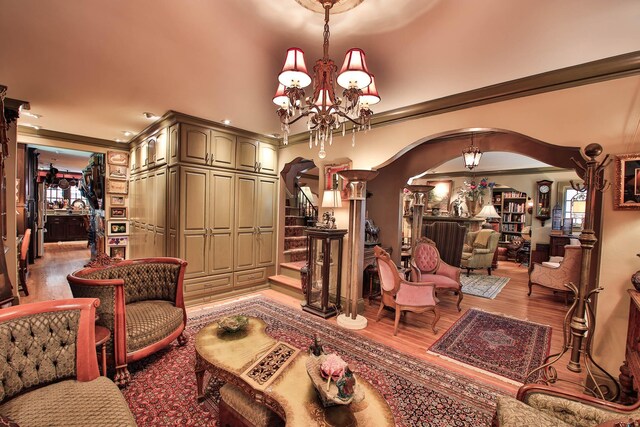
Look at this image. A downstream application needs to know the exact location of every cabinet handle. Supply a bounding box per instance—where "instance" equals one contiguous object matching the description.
[205,153,209,163]
[254,161,258,172]
[258,162,262,172]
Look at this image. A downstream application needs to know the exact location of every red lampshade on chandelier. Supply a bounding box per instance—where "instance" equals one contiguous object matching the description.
[273,0,380,159]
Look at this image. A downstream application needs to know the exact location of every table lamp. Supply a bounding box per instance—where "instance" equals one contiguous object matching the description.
[477,204,500,229]
[321,189,342,229]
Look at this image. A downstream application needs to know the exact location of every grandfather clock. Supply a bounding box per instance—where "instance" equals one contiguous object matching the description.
[302,227,347,318]
[535,180,553,226]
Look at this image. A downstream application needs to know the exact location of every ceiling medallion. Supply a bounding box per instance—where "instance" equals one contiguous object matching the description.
[294,0,364,14]
[273,0,380,159]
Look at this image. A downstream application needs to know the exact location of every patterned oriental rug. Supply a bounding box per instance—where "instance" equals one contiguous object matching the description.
[428,309,552,385]
[121,296,507,426]
[460,274,510,299]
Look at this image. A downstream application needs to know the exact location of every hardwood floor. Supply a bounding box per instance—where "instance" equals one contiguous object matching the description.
[23,244,585,395]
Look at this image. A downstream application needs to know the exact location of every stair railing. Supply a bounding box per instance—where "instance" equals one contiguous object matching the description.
[295,183,318,226]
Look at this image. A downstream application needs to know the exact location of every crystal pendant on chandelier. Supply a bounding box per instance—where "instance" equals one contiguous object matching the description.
[272,0,380,158]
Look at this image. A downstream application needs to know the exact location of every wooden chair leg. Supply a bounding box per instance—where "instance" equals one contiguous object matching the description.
[18,266,29,296]
[527,280,533,296]
[393,308,401,336]
[431,306,440,334]
[466,268,471,277]
[456,291,463,312]
[376,300,385,321]
[487,267,492,276]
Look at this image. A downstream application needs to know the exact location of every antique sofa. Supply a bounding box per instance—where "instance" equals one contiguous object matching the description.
[461,229,500,276]
[67,257,188,386]
[495,383,640,426]
[0,298,136,426]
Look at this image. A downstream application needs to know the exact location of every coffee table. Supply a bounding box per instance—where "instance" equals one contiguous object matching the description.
[195,317,394,426]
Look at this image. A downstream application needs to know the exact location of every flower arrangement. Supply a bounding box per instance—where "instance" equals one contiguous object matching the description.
[458,178,495,201]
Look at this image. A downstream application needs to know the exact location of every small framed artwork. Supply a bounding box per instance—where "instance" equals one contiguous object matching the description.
[425,180,453,213]
[109,246,126,260]
[108,164,128,180]
[110,195,126,206]
[324,162,352,200]
[107,236,128,246]
[107,178,129,195]
[614,153,640,210]
[107,220,129,236]
[110,207,127,218]
[107,151,129,166]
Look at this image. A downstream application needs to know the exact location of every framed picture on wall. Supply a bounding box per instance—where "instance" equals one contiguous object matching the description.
[107,236,128,246]
[107,179,129,195]
[107,151,129,166]
[108,164,128,180]
[107,220,129,236]
[110,207,127,218]
[424,180,453,213]
[110,195,126,206]
[324,162,352,200]
[614,153,640,210]
[109,246,126,260]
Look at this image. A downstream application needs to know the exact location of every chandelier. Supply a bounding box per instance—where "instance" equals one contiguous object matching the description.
[462,133,482,170]
[273,0,380,159]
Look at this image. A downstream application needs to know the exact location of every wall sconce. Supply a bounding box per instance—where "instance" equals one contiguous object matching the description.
[526,197,534,214]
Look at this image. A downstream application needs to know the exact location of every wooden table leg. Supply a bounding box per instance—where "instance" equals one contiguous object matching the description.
[195,355,205,401]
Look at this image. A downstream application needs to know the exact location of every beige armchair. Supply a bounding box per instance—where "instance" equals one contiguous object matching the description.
[528,245,581,300]
[460,230,500,277]
[495,383,640,426]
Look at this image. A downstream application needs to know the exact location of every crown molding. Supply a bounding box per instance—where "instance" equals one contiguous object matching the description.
[417,166,569,180]
[284,50,640,145]
[17,127,123,150]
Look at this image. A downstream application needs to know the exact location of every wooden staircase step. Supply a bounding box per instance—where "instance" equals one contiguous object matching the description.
[283,247,307,255]
[268,274,304,300]
[281,261,307,271]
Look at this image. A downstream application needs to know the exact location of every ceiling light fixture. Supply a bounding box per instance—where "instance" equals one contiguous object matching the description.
[221,119,231,125]
[273,0,380,159]
[143,112,159,120]
[462,133,482,170]
[122,130,134,137]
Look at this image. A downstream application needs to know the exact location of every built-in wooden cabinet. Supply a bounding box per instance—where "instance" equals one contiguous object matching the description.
[130,114,279,306]
[236,137,277,175]
[44,215,86,242]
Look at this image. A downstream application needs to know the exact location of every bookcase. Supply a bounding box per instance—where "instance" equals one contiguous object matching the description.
[493,190,527,242]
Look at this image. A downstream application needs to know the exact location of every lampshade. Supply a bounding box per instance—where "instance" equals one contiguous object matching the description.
[476,204,500,219]
[278,47,312,88]
[272,84,289,108]
[337,48,372,90]
[321,190,342,208]
[359,74,381,106]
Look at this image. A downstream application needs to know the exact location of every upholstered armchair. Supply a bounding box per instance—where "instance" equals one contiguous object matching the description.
[0,298,136,426]
[374,245,440,335]
[461,229,500,277]
[67,257,188,386]
[495,383,640,426]
[410,237,463,311]
[528,245,582,300]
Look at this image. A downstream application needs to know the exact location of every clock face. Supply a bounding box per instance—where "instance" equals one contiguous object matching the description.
[539,184,550,194]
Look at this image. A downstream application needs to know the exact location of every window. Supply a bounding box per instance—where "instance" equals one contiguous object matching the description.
[46,186,64,206]
[563,187,586,229]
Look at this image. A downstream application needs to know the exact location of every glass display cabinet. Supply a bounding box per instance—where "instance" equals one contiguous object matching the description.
[302,228,347,318]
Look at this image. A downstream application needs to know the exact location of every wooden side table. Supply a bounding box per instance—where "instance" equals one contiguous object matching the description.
[95,325,111,376]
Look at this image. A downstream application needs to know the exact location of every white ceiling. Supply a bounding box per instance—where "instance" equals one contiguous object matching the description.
[2,0,640,146]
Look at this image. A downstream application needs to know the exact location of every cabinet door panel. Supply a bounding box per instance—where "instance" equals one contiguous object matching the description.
[236,138,258,172]
[211,132,236,169]
[180,124,209,165]
[181,168,207,232]
[154,128,167,165]
[257,230,275,266]
[235,232,255,269]
[168,167,178,232]
[236,176,256,230]
[257,178,276,229]
[258,143,278,175]
[168,124,179,165]
[154,169,167,232]
[182,234,207,279]
[209,232,233,274]
[209,171,234,231]
[146,172,156,227]
[139,174,148,225]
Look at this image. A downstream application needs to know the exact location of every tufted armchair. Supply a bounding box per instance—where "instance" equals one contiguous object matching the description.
[528,245,582,302]
[410,237,463,311]
[67,257,188,386]
[495,383,640,426]
[375,245,440,335]
[461,230,500,277]
[0,298,136,426]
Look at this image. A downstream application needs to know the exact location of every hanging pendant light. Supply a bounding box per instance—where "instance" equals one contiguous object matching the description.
[462,133,482,170]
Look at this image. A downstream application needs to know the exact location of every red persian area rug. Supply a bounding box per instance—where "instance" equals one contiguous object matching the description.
[428,308,552,385]
[121,296,508,426]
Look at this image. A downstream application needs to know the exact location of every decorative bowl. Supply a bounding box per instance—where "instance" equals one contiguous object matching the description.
[305,354,364,407]
[217,315,249,333]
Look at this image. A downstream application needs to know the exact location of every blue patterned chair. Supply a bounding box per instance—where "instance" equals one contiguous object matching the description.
[67,257,188,386]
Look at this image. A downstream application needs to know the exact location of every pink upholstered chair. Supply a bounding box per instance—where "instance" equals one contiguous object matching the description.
[528,245,582,300]
[374,246,440,335]
[410,237,463,311]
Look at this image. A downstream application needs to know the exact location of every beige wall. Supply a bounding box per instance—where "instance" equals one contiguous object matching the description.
[278,75,640,376]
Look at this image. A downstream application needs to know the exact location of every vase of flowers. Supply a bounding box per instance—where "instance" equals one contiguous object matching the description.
[458,178,495,217]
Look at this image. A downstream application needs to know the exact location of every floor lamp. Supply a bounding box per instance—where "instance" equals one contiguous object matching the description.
[336,169,378,330]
